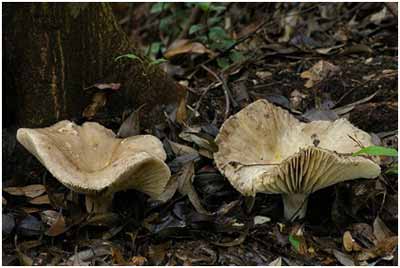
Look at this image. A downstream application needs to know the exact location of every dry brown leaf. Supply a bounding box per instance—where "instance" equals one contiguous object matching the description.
[176,96,188,125]
[22,207,42,214]
[111,247,128,265]
[373,216,393,242]
[29,194,50,205]
[333,249,355,266]
[117,104,146,138]
[3,184,46,198]
[300,60,340,88]
[130,256,147,266]
[82,92,107,119]
[343,231,362,252]
[148,242,170,265]
[164,39,214,59]
[356,236,398,261]
[178,161,212,215]
[45,211,66,237]
[168,140,199,156]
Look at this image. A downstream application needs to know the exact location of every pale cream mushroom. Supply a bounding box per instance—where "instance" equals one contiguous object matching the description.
[17,120,171,213]
[214,100,381,220]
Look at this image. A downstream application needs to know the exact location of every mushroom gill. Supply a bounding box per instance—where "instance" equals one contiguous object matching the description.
[214,100,381,220]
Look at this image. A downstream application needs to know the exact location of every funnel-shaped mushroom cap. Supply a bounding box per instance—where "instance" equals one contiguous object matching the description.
[214,100,381,196]
[17,120,171,198]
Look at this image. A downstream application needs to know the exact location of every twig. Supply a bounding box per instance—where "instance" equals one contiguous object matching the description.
[193,81,221,112]
[347,134,365,149]
[200,64,232,121]
[188,4,319,72]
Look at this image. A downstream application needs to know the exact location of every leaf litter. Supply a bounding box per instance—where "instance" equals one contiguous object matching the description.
[3,2,398,266]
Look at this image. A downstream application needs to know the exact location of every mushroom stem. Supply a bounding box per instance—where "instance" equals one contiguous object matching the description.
[85,193,114,214]
[282,193,309,221]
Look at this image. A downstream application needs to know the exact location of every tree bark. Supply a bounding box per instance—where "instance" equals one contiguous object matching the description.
[4,3,185,128]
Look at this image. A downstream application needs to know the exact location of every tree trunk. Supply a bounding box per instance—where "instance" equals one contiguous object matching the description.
[4,3,186,128]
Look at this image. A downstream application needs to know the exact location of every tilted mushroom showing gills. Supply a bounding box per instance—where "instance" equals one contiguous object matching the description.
[16,120,171,213]
[214,100,381,220]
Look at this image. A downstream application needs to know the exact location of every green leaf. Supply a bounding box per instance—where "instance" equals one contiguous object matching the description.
[159,16,173,32]
[352,146,398,157]
[149,58,168,65]
[216,57,230,69]
[148,42,162,58]
[209,26,228,41]
[289,235,300,252]
[115,53,142,62]
[207,16,222,26]
[209,4,226,13]
[150,3,170,14]
[385,163,398,175]
[196,2,211,12]
[189,24,205,35]
[229,50,244,63]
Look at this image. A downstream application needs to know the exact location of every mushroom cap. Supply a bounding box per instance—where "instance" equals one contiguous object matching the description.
[214,100,381,196]
[17,120,171,198]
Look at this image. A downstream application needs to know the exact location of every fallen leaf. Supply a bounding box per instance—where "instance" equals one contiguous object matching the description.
[340,44,373,56]
[254,215,271,225]
[111,247,128,265]
[117,104,146,138]
[343,231,362,252]
[373,216,393,242]
[3,184,46,198]
[45,211,66,236]
[66,246,111,265]
[17,215,44,236]
[300,60,340,88]
[82,92,107,119]
[178,161,212,215]
[2,213,15,235]
[211,226,249,247]
[179,131,218,153]
[168,139,199,156]
[332,249,355,266]
[176,96,188,125]
[40,210,59,226]
[164,39,215,59]
[29,194,50,205]
[333,91,379,115]
[148,242,170,265]
[268,256,282,266]
[22,207,42,214]
[130,256,147,266]
[15,238,42,266]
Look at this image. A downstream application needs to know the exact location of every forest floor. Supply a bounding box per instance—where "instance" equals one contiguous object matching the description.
[2,3,398,266]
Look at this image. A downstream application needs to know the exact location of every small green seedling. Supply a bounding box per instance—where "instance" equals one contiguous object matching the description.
[115,53,143,63]
[352,146,398,157]
[288,234,300,252]
[352,146,398,175]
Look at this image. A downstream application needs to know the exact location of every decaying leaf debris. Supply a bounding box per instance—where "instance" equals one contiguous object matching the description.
[2,2,397,266]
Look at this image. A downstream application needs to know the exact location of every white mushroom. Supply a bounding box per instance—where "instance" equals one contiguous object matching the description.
[17,120,171,213]
[214,100,381,220]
